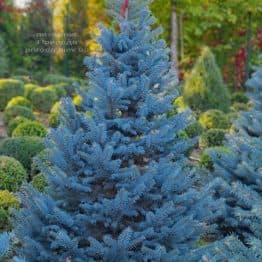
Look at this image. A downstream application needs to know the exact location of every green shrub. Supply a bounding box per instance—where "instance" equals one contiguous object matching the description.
[24,84,39,99]
[0,79,24,110]
[48,113,60,128]
[185,122,203,138]
[49,83,67,98]
[0,190,19,231]
[183,47,230,113]
[199,109,230,130]
[231,102,250,112]
[48,101,62,127]
[30,87,58,113]
[0,156,28,192]
[173,96,188,112]
[0,137,44,172]
[7,116,29,136]
[231,92,249,104]
[73,94,83,109]
[12,121,47,138]
[30,149,49,178]
[199,152,214,171]
[6,96,32,110]
[31,173,48,192]
[11,75,35,84]
[199,129,226,148]
[42,73,74,85]
[3,105,35,124]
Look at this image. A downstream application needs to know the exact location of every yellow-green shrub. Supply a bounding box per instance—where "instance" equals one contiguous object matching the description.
[0,156,28,192]
[12,121,47,138]
[3,105,35,124]
[0,79,24,110]
[199,110,230,130]
[6,96,32,110]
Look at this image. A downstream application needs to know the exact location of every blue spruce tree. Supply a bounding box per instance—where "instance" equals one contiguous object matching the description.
[205,64,262,257]
[11,0,223,261]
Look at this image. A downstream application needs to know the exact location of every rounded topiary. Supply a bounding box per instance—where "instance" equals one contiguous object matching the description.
[0,156,28,192]
[3,105,35,124]
[0,79,24,110]
[30,87,58,113]
[48,84,67,98]
[199,109,230,130]
[185,122,204,138]
[7,116,29,136]
[12,121,47,138]
[24,84,39,99]
[31,173,48,192]
[231,102,250,112]
[199,129,226,148]
[0,137,45,172]
[0,190,19,231]
[183,47,231,113]
[6,96,32,110]
[231,92,249,104]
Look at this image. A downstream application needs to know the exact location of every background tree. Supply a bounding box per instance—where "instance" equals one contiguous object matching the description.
[183,46,231,113]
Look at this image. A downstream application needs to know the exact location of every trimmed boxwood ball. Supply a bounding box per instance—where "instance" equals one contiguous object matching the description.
[185,122,203,138]
[24,84,39,99]
[231,92,249,104]
[199,109,230,130]
[0,156,28,192]
[12,121,47,138]
[7,116,29,136]
[0,190,19,231]
[31,173,48,192]
[3,105,35,124]
[30,87,58,113]
[0,137,45,172]
[199,129,226,148]
[49,84,67,98]
[0,79,24,110]
[231,102,250,112]
[6,96,32,110]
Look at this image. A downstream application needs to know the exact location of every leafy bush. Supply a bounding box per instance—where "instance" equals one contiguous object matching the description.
[31,174,48,192]
[199,152,214,171]
[0,190,19,231]
[0,156,28,192]
[3,105,35,124]
[199,109,230,130]
[30,87,58,113]
[24,84,39,99]
[6,96,32,110]
[185,122,203,138]
[12,121,47,138]
[183,47,231,113]
[7,117,29,136]
[0,79,24,110]
[199,129,226,148]
[50,84,67,98]
[48,102,61,127]
[231,92,249,104]
[48,113,59,128]
[231,102,250,112]
[0,137,44,172]
[42,73,74,85]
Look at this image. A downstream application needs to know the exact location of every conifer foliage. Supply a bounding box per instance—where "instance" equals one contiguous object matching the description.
[183,46,231,113]
[11,1,222,261]
[207,64,262,249]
